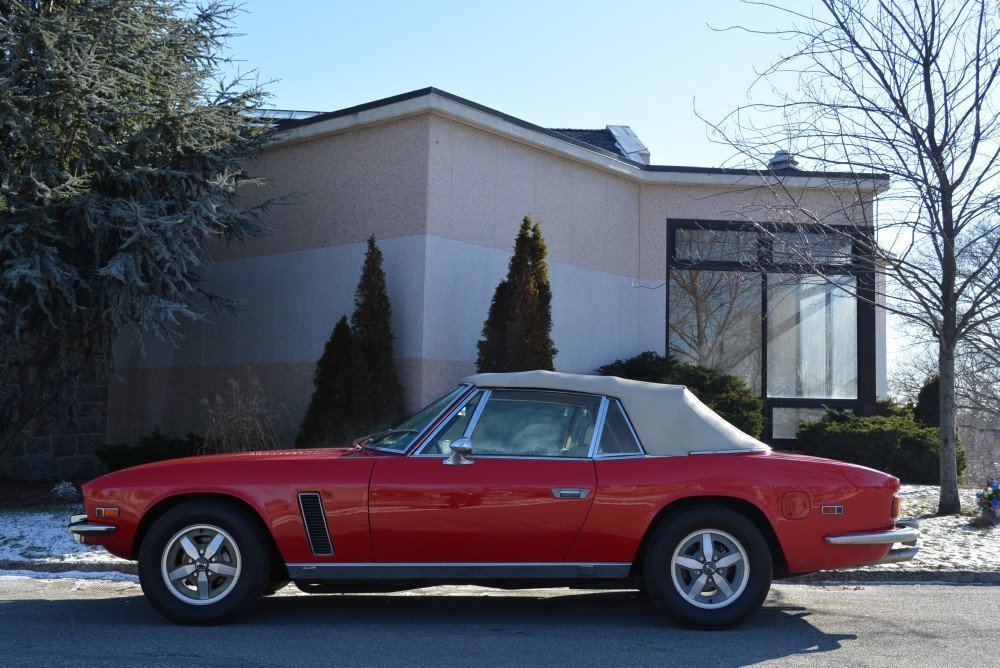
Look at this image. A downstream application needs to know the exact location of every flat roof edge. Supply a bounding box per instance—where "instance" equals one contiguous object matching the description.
[268,87,889,190]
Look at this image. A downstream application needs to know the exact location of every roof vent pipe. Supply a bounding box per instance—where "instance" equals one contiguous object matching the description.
[767,150,800,170]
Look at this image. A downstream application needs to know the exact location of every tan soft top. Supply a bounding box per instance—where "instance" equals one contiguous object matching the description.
[464,370,769,457]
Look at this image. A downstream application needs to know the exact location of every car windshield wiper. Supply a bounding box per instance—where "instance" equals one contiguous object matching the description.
[355,429,420,450]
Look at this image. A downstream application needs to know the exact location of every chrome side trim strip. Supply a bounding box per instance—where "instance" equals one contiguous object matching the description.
[688,448,770,455]
[286,562,632,580]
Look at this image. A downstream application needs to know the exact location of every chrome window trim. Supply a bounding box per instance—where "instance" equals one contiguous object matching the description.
[412,388,490,457]
[367,384,474,455]
[586,397,610,459]
[593,399,647,458]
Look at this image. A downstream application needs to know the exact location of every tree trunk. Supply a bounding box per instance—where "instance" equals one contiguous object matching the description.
[937,343,961,515]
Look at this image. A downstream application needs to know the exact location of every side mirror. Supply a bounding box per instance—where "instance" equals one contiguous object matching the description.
[445,438,474,466]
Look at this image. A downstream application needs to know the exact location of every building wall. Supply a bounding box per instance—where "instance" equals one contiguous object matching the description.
[107,112,657,443]
[105,101,882,446]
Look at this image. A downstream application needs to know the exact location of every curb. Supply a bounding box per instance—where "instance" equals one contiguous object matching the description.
[2,559,997,584]
[0,560,138,575]
[782,570,1000,585]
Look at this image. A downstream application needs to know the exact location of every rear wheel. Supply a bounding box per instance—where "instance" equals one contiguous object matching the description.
[138,501,271,625]
[644,506,772,629]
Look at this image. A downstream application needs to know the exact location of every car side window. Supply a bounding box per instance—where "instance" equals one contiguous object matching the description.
[467,390,600,458]
[597,401,643,455]
[420,391,484,455]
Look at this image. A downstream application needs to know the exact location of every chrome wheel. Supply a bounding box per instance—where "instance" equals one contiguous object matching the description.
[160,524,242,606]
[644,506,771,629]
[670,528,749,609]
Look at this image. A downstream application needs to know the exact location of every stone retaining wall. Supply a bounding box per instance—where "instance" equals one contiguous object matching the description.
[0,373,107,481]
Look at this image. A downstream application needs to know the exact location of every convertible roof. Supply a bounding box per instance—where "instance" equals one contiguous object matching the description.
[463,371,769,457]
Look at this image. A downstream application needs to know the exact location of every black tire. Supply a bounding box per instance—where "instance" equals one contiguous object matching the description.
[643,506,772,629]
[138,501,271,625]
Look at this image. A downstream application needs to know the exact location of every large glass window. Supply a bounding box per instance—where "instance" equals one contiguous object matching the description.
[766,275,857,399]
[667,220,875,443]
[771,407,827,440]
[669,269,762,392]
[675,229,759,263]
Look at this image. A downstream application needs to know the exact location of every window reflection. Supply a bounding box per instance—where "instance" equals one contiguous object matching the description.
[766,275,857,399]
[669,269,761,392]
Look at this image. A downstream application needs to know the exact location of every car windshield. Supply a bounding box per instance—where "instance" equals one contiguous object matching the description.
[366,386,468,452]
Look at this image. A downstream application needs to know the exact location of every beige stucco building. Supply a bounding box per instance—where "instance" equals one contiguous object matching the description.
[107,88,886,446]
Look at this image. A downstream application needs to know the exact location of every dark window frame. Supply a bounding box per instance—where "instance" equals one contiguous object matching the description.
[666,219,877,446]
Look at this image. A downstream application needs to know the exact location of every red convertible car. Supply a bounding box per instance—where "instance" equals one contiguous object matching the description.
[70,371,918,628]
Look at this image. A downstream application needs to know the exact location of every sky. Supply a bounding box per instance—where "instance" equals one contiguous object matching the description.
[223,0,808,170]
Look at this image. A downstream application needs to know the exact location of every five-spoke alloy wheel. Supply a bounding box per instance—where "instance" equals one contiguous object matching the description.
[139,501,271,625]
[644,506,772,629]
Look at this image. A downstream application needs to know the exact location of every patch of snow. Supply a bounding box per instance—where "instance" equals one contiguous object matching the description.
[0,570,138,582]
[0,508,130,566]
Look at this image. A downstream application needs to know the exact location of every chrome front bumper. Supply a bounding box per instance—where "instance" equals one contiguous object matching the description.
[68,514,117,544]
[825,519,920,566]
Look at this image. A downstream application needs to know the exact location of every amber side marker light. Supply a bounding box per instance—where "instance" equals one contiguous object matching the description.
[891,495,902,520]
[95,507,120,518]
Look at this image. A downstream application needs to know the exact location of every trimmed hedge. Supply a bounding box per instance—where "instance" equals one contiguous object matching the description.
[796,406,966,484]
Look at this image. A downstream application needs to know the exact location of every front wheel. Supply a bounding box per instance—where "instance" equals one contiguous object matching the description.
[644,506,772,629]
[138,501,271,625]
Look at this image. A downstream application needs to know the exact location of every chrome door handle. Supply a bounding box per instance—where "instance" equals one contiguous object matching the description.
[551,488,591,499]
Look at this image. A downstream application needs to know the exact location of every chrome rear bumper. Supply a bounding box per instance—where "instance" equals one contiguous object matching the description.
[825,519,920,566]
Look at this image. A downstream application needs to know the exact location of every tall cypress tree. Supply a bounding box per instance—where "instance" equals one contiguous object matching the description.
[296,316,367,447]
[352,235,404,429]
[476,217,557,372]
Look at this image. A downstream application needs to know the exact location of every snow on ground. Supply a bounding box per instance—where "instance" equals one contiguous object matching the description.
[853,485,998,573]
[0,506,131,567]
[0,487,996,578]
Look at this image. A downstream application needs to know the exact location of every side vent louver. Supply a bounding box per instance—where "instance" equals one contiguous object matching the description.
[298,492,334,556]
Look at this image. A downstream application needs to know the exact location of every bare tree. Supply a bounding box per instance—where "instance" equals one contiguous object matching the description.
[711,0,1000,514]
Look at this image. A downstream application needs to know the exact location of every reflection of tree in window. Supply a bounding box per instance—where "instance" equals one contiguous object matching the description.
[669,270,761,392]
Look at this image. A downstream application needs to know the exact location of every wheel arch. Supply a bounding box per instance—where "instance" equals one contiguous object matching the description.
[133,493,289,582]
[632,496,788,578]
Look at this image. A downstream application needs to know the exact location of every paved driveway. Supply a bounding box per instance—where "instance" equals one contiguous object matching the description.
[1,577,995,667]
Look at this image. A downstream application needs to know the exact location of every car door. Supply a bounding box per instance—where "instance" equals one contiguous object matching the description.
[369,389,600,563]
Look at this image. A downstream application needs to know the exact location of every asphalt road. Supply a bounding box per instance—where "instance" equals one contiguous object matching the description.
[0,578,994,667]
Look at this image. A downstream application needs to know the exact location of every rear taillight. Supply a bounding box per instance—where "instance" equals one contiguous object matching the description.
[891,495,902,519]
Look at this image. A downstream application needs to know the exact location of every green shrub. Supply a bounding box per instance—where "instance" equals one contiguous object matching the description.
[796,406,967,484]
[914,374,940,427]
[597,352,764,438]
[96,429,202,472]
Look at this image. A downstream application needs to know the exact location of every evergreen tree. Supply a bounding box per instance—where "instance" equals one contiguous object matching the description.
[476,217,557,372]
[296,316,367,447]
[914,375,941,428]
[0,1,274,450]
[351,236,403,429]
